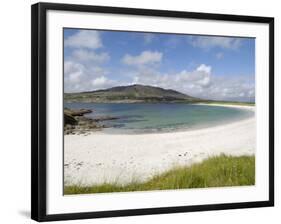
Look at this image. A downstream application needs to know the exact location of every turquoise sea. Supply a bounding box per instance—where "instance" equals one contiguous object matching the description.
[64,103,254,134]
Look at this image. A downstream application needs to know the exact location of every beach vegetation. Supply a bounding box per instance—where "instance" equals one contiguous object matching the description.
[64,154,255,195]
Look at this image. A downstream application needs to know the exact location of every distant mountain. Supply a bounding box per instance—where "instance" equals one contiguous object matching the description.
[64,84,202,103]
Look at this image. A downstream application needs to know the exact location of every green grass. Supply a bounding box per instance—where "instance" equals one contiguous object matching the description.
[64,155,255,195]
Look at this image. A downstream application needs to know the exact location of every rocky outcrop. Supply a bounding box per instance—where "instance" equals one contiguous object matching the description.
[64,108,119,135]
[64,108,92,116]
[64,112,78,125]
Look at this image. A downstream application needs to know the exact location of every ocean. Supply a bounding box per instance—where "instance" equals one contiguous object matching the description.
[64,103,254,134]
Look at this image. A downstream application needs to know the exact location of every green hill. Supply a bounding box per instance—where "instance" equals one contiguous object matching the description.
[64,84,201,103]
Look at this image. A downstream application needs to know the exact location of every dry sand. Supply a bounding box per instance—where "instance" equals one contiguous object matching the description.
[64,104,255,186]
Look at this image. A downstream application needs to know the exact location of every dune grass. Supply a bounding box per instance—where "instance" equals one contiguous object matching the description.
[64,154,255,195]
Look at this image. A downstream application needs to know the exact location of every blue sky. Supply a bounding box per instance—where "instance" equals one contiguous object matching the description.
[64,28,255,101]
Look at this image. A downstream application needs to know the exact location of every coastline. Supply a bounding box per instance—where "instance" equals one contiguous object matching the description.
[194,102,255,110]
[64,104,255,186]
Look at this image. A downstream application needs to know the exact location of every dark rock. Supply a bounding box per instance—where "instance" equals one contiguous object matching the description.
[64,113,77,125]
[63,108,114,135]
[64,108,92,116]
[93,116,119,122]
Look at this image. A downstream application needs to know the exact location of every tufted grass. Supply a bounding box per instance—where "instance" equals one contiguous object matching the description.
[64,154,255,195]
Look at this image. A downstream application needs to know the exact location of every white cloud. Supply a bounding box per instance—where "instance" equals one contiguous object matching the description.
[64,30,117,92]
[65,30,103,49]
[64,60,117,92]
[188,36,242,50]
[68,71,82,83]
[65,58,254,101]
[122,51,163,66]
[64,61,85,90]
[90,76,118,90]
[64,49,113,92]
[72,49,109,64]
[64,61,84,76]
[130,64,211,91]
[204,76,255,101]
[92,76,107,86]
[196,64,212,74]
[130,64,254,101]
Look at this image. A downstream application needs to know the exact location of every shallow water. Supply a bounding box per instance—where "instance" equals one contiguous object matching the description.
[64,103,254,134]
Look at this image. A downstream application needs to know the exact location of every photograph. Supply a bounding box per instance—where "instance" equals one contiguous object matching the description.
[31,2,274,221]
[63,28,256,195]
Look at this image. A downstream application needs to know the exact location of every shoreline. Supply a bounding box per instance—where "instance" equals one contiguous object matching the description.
[193,102,255,110]
[64,104,255,186]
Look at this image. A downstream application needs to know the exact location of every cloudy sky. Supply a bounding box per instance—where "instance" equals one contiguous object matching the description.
[64,28,255,102]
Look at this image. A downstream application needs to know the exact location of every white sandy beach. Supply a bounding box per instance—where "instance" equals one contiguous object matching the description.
[64,104,255,186]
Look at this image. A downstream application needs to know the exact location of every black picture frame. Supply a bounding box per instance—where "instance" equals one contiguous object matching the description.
[31,2,274,222]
